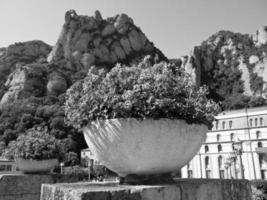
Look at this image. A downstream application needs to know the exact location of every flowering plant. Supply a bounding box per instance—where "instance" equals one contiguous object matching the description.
[4,126,63,160]
[65,59,220,129]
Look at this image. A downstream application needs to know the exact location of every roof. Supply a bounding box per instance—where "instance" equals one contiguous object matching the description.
[216,106,267,119]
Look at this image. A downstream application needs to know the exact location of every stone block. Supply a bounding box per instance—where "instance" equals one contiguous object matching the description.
[41,179,252,200]
[0,174,79,200]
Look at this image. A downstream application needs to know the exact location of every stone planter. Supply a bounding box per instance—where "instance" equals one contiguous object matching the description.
[83,118,207,177]
[17,158,58,174]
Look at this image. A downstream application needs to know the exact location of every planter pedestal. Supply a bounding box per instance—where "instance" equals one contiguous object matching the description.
[119,173,175,185]
[41,179,252,200]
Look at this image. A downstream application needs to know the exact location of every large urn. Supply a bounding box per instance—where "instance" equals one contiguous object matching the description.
[83,118,207,177]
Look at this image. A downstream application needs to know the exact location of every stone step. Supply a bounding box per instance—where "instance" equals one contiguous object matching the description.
[41,178,251,200]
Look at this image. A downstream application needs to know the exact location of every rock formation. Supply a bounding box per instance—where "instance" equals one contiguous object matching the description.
[0,9,267,160]
[0,41,51,103]
[0,10,167,106]
[253,26,267,46]
[180,29,267,109]
[47,10,166,71]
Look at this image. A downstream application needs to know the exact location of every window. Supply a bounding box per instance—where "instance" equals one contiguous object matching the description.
[230,133,234,141]
[260,118,263,126]
[0,165,5,171]
[258,142,263,148]
[6,165,11,171]
[216,121,219,130]
[218,144,222,152]
[205,156,211,178]
[222,121,226,129]
[261,170,267,180]
[259,154,265,168]
[206,170,211,178]
[250,119,253,127]
[218,156,223,168]
[187,163,193,178]
[188,170,193,178]
[229,120,233,129]
[217,134,221,142]
[205,145,209,153]
[219,170,225,179]
[255,118,258,127]
[232,143,235,151]
[256,131,261,139]
[205,156,210,169]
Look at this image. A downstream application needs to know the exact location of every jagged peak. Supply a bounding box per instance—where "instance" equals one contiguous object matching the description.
[47,9,167,71]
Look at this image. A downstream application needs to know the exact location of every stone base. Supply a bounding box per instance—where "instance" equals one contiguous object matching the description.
[119,173,175,185]
[0,174,79,200]
[41,178,252,200]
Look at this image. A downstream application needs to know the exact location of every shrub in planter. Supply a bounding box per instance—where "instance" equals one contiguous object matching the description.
[4,126,64,173]
[65,60,219,129]
[65,59,220,179]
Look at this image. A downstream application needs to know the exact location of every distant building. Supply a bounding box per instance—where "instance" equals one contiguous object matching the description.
[181,106,267,180]
[0,158,20,174]
[80,148,102,167]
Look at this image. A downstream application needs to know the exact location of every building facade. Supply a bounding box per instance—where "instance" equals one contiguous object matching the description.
[0,158,20,174]
[181,106,267,180]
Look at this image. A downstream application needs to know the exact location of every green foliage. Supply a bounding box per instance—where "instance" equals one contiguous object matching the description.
[251,180,267,200]
[4,126,64,160]
[250,73,264,93]
[0,95,87,163]
[199,30,267,110]
[65,61,220,129]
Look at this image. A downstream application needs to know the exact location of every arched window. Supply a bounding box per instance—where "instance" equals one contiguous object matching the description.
[205,156,210,168]
[255,118,258,127]
[205,156,211,178]
[258,142,263,148]
[256,131,261,139]
[229,121,233,129]
[216,121,219,130]
[218,144,222,152]
[260,118,263,127]
[205,145,209,153]
[259,154,267,179]
[222,121,226,129]
[217,134,221,142]
[230,133,234,141]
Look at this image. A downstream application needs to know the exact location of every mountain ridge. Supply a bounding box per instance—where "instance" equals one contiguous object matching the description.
[0,10,267,160]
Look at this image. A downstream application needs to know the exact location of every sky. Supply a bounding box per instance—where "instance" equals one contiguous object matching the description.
[0,0,267,58]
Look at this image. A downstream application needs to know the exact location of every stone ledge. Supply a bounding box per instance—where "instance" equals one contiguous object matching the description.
[0,174,79,200]
[41,178,252,200]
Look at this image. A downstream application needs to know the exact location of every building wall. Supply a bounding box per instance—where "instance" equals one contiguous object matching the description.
[0,160,20,174]
[182,106,267,180]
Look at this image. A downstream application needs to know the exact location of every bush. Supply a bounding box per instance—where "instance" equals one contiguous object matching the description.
[65,60,220,129]
[251,180,267,200]
[4,126,64,160]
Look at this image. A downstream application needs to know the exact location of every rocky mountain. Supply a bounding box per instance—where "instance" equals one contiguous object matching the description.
[181,26,267,110]
[0,9,266,160]
[0,10,167,158]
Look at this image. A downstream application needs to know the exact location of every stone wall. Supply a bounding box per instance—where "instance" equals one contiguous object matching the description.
[41,179,252,200]
[0,174,79,200]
